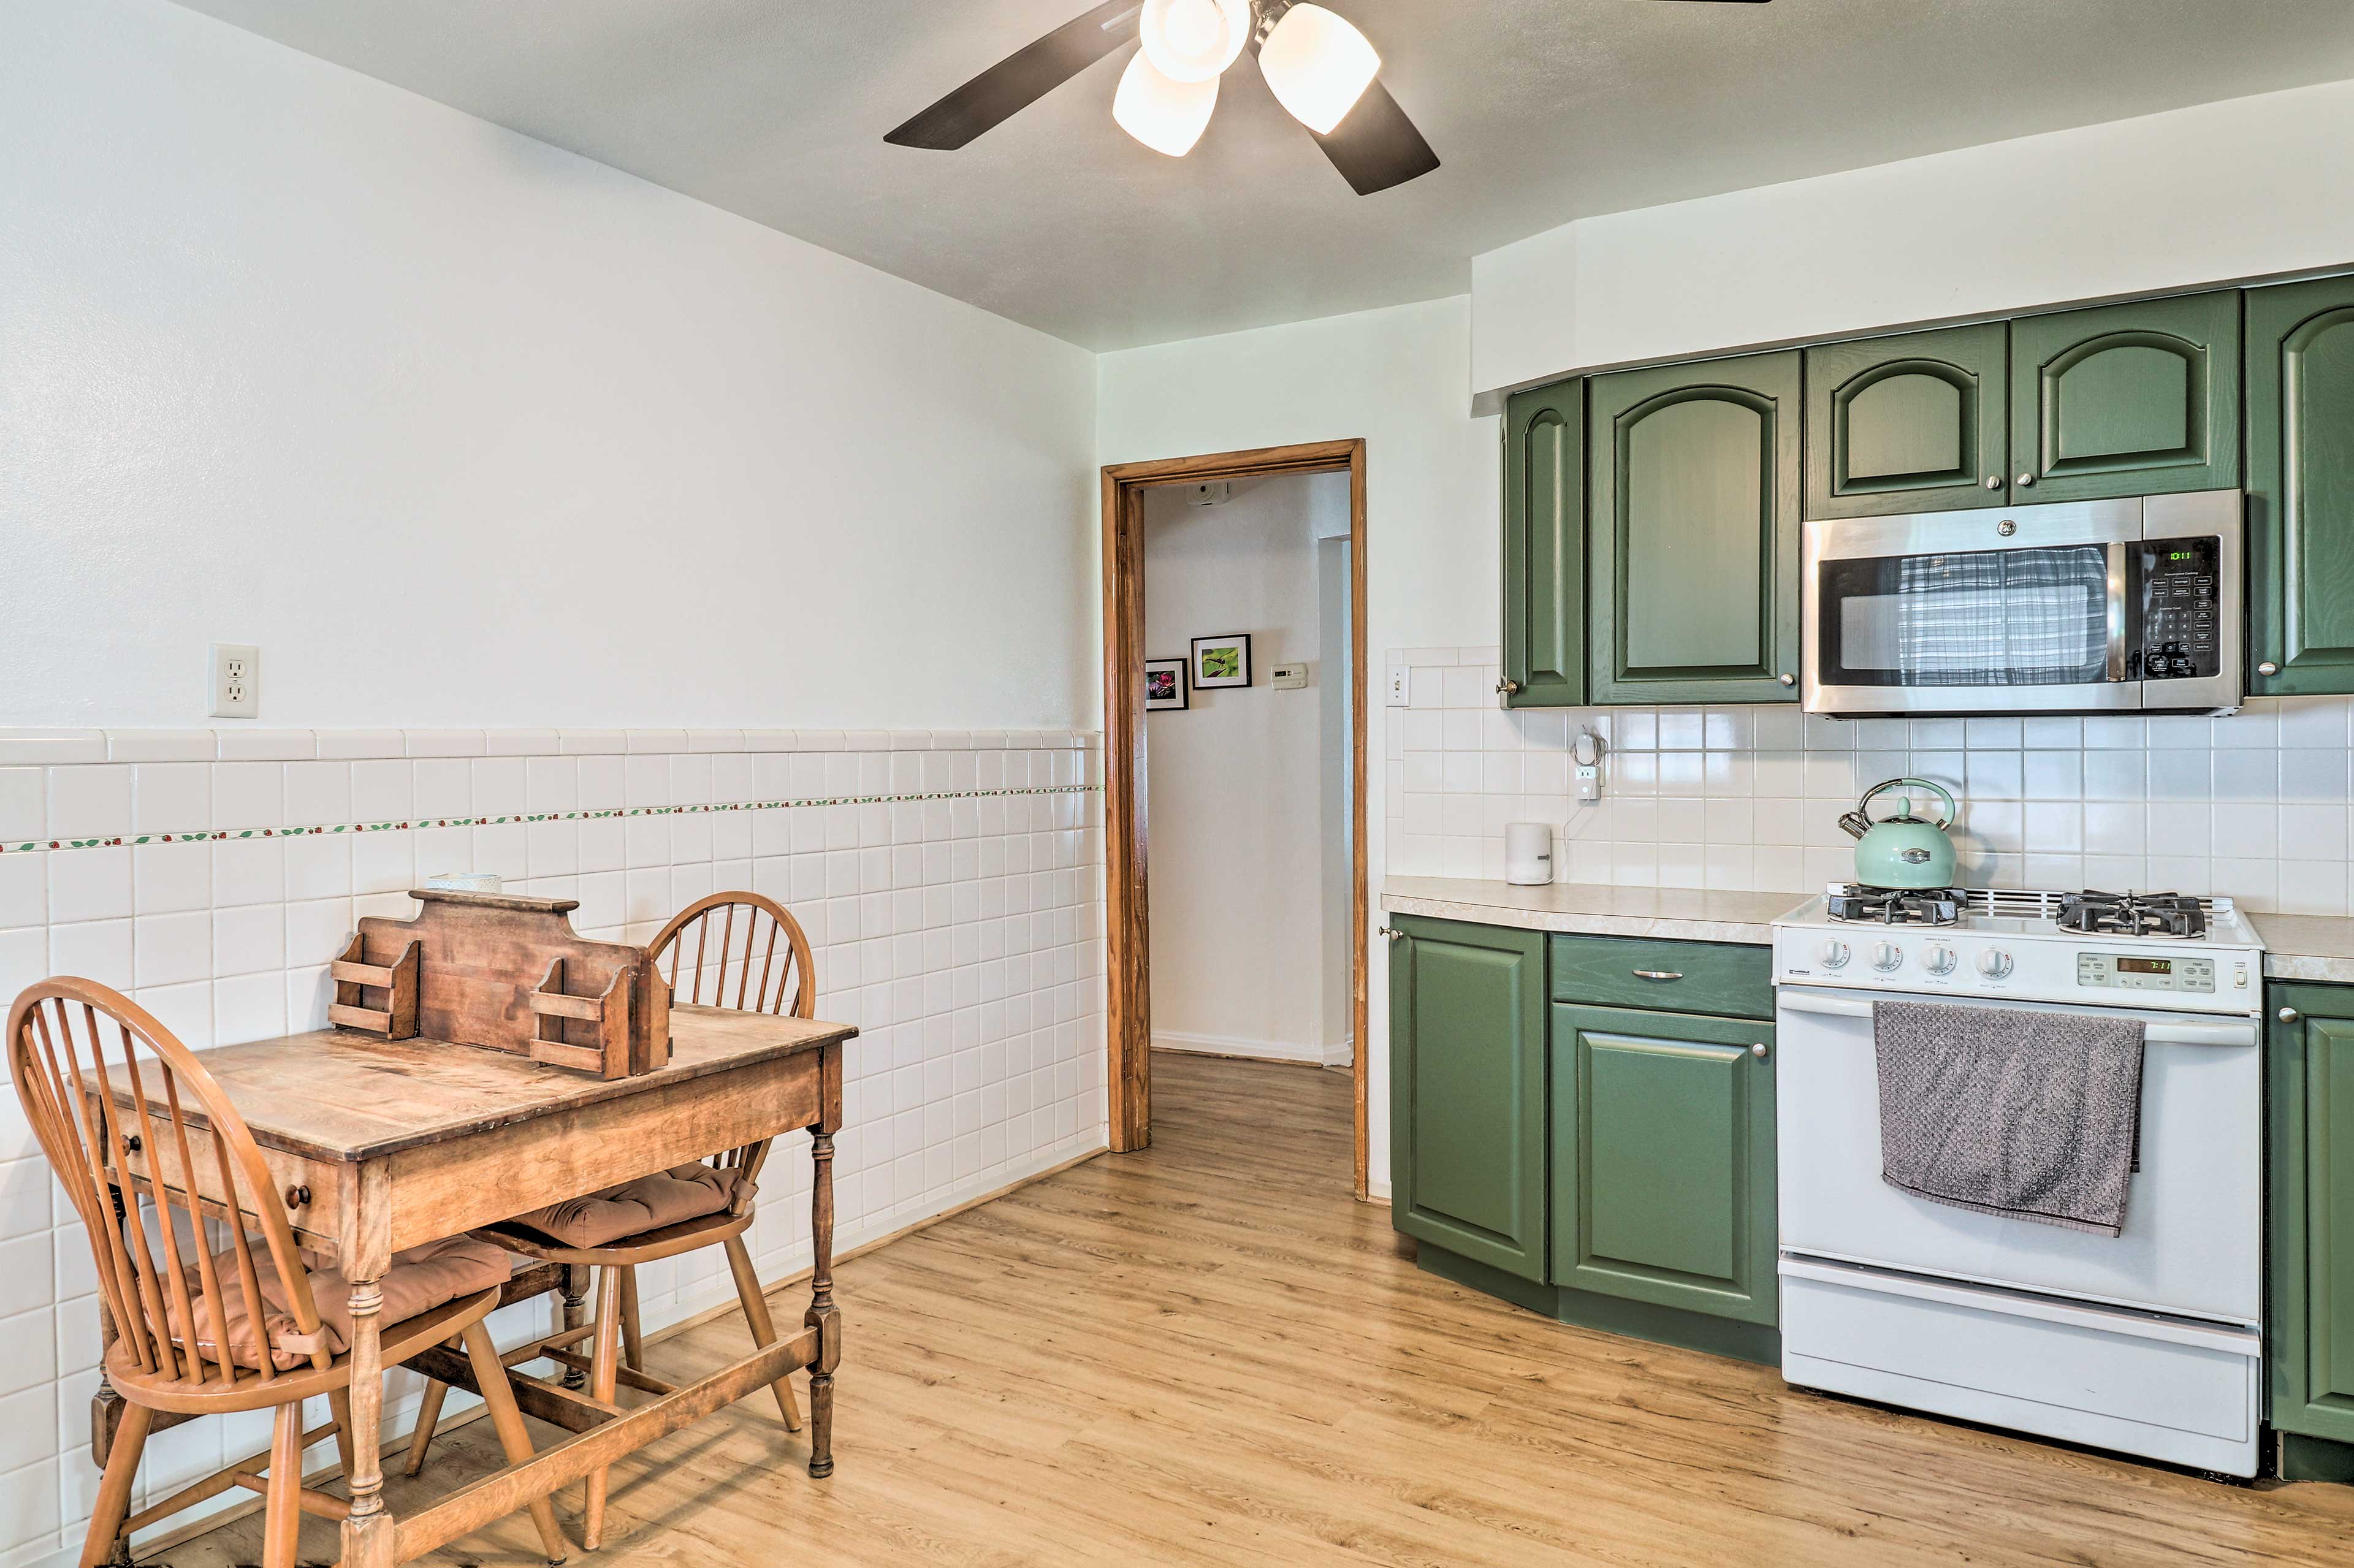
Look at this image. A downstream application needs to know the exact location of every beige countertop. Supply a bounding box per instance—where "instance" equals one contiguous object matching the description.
[2249,913,2354,983]
[1381,877,1799,946]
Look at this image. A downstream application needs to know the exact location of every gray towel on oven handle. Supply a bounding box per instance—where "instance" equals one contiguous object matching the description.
[1873,999,2146,1237]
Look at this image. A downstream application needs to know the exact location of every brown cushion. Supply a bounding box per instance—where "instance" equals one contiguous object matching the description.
[502,1163,743,1249]
[168,1235,511,1372]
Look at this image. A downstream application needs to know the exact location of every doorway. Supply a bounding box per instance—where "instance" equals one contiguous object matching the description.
[1100,440,1370,1198]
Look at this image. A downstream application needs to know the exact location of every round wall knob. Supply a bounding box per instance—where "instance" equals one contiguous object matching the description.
[1871,942,1904,972]
[1924,946,1958,976]
[2258,662,2280,676]
[2016,473,2035,486]
[1984,476,2003,490]
[1977,949,2014,979]
[1778,672,1796,687]
[1818,939,1851,969]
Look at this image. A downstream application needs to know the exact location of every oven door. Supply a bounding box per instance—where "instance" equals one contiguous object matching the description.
[1773,986,2260,1325]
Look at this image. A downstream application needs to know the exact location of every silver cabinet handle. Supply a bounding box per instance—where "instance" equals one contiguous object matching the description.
[1496,677,1521,696]
[1778,672,1796,687]
[2280,1006,2299,1024]
[1632,969,1683,981]
[1381,926,1406,942]
[1751,1042,1769,1059]
[1983,475,2003,490]
[2016,472,2036,486]
[2258,661,2280,676]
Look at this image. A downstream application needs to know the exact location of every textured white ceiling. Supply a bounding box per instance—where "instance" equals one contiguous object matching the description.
[176,0,2354,350]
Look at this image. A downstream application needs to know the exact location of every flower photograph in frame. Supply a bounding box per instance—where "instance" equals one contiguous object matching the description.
[1144,657,1189,711]
[1190,633,1252,690]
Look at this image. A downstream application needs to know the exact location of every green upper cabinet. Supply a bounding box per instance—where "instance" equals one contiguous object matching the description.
[1805,324,2009,517]
[1549,1004,1777,1327]
[1586,352,1803,704]
[2248,276,2354,696]
[2269,983,2354,1446]
[1501,378,1586,707]
[1388,916,1547,1283]
[2007,292,2242,502]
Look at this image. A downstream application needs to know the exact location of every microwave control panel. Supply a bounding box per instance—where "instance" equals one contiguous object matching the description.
[2133,537,2222,681]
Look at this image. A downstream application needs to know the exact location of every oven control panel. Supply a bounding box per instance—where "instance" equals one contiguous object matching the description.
[2076,952,2215,993]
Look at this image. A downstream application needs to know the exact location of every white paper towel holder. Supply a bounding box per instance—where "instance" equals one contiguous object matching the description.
[1505,823,1554,886]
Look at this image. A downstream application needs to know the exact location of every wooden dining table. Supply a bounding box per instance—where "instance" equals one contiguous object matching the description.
[93,1002,856,1566]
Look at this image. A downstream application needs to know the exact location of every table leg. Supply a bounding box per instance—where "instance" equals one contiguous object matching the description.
[338,1277,395,1567]
[805,1129,836,1479]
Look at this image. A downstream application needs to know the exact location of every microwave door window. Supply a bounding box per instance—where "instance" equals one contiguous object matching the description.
[1823,545,2111,687]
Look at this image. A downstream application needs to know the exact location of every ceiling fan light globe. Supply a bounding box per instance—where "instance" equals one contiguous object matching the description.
[1259,2,1381,135]
[1138,0,1251,83]
[1113,51,1220,158]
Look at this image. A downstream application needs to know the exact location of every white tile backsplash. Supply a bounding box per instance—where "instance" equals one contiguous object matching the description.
[1384,649,2354,915]
[0,725,1106,1567]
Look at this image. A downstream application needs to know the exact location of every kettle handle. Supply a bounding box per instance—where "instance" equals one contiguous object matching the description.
[1859,776,1957,830]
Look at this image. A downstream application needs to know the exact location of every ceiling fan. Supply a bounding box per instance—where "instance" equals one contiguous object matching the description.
[885,0,1772,196]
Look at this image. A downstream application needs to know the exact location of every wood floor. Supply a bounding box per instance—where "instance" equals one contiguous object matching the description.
[176,1052,2354,1567]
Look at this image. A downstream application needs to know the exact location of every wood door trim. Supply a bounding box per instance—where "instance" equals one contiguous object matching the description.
[1101,438,1374,1199]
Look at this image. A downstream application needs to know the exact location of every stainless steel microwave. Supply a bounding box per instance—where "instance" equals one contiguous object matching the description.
[1802,490,2243,717]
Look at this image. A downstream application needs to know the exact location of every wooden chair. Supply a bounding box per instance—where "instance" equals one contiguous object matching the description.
[6,978,569,1568]
[409,891,817,1548]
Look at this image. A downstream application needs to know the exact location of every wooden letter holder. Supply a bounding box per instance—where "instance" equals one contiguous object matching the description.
[332,888,671,1078]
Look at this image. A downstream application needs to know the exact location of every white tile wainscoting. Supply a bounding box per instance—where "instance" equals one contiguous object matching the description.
[1385,647,2354,916]
[0,726,1107,1568]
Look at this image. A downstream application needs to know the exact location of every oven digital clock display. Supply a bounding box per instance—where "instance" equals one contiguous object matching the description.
[2077,953,2214,992]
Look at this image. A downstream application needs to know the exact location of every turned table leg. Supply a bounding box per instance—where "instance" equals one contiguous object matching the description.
[560,1263,590,1391]
[806,1128,837,1479]
[338,1275,396,1567]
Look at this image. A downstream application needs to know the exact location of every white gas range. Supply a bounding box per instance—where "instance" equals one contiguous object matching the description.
[1770,885,2266,1477]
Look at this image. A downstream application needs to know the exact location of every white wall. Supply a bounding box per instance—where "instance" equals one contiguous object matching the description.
[1142,476,1348,1064]
[1099,297,1500,1193]
[0,0,1097,731]
[1472,76,2354,395]
[0,4,1106,1564]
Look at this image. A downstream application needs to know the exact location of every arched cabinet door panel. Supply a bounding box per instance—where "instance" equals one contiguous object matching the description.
[1587,352,1802,704]
[1805,323,2008,518]
[1501,378,1586,707]
[2008,291,2241,502]
[2249,276,2354,696]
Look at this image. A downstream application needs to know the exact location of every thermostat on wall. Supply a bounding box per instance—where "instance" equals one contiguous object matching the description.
[1270,663,1309,690]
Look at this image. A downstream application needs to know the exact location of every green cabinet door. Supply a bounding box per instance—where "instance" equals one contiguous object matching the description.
[1390,916,1547,1282]
[2008,292,2242,502]
[1805,323,2009,518]
[2247,276,2354,696]
[1502,378,1586,707]
[2271,983,2354,1445]
[1586,352,1803,704]
[1549,1005,1777,1325]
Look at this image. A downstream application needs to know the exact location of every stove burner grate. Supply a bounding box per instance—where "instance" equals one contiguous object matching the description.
[1826,885,1962,927]
[2055,890,2207,940]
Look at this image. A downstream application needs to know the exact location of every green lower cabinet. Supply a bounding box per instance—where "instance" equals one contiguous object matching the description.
[1388,916,1547,1283]
[1548,1005,1778,1331]
[2247,275,2354,696]
[2270,983,2354,1450]
[2008,291,2241,502]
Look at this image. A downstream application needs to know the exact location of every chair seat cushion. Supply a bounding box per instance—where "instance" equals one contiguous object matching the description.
[172,1235,511,1372]
[501,1163,744,1249]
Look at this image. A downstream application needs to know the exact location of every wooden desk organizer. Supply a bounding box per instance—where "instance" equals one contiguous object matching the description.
[332,889,671,1078]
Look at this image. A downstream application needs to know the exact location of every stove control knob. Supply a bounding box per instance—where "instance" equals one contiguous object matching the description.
[1871,942,1904,972]
[1977,948,2014,980]
[1817,939,1851,970]
[1924,945,1958,976]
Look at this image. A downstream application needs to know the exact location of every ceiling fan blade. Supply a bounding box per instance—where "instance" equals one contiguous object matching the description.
[1309,79,1440,196]
[885,1,1143,150]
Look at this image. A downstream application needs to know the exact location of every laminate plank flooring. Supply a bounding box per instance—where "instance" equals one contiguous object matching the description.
[170,1052,2354,1567]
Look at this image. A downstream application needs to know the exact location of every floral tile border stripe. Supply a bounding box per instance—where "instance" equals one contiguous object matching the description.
[4,785,1102,854]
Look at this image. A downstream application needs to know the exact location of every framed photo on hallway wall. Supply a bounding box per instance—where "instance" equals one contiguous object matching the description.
[1190,633,1252,690]
[1144,658,1189,711]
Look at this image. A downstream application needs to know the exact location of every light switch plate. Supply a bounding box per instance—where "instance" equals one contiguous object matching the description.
[1270,663,1308,690]
[209,643,259,718]
[1387,667,1410,707]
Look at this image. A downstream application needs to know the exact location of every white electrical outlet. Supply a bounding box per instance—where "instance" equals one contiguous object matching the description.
[209,644,259,718]
[1387,667,1411,707]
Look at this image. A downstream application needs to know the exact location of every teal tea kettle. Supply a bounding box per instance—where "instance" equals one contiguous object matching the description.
[1839,777,1959,891]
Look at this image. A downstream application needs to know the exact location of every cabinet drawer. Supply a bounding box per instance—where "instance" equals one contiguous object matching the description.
[1549,934,1771,1019]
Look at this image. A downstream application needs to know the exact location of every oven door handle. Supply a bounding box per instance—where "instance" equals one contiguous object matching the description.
[2106,538,2130,682]
[1775,988,2255,1047]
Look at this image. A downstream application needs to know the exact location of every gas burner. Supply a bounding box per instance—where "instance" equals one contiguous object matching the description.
[1826,884,1962,927]
[2055,890,2207,940]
